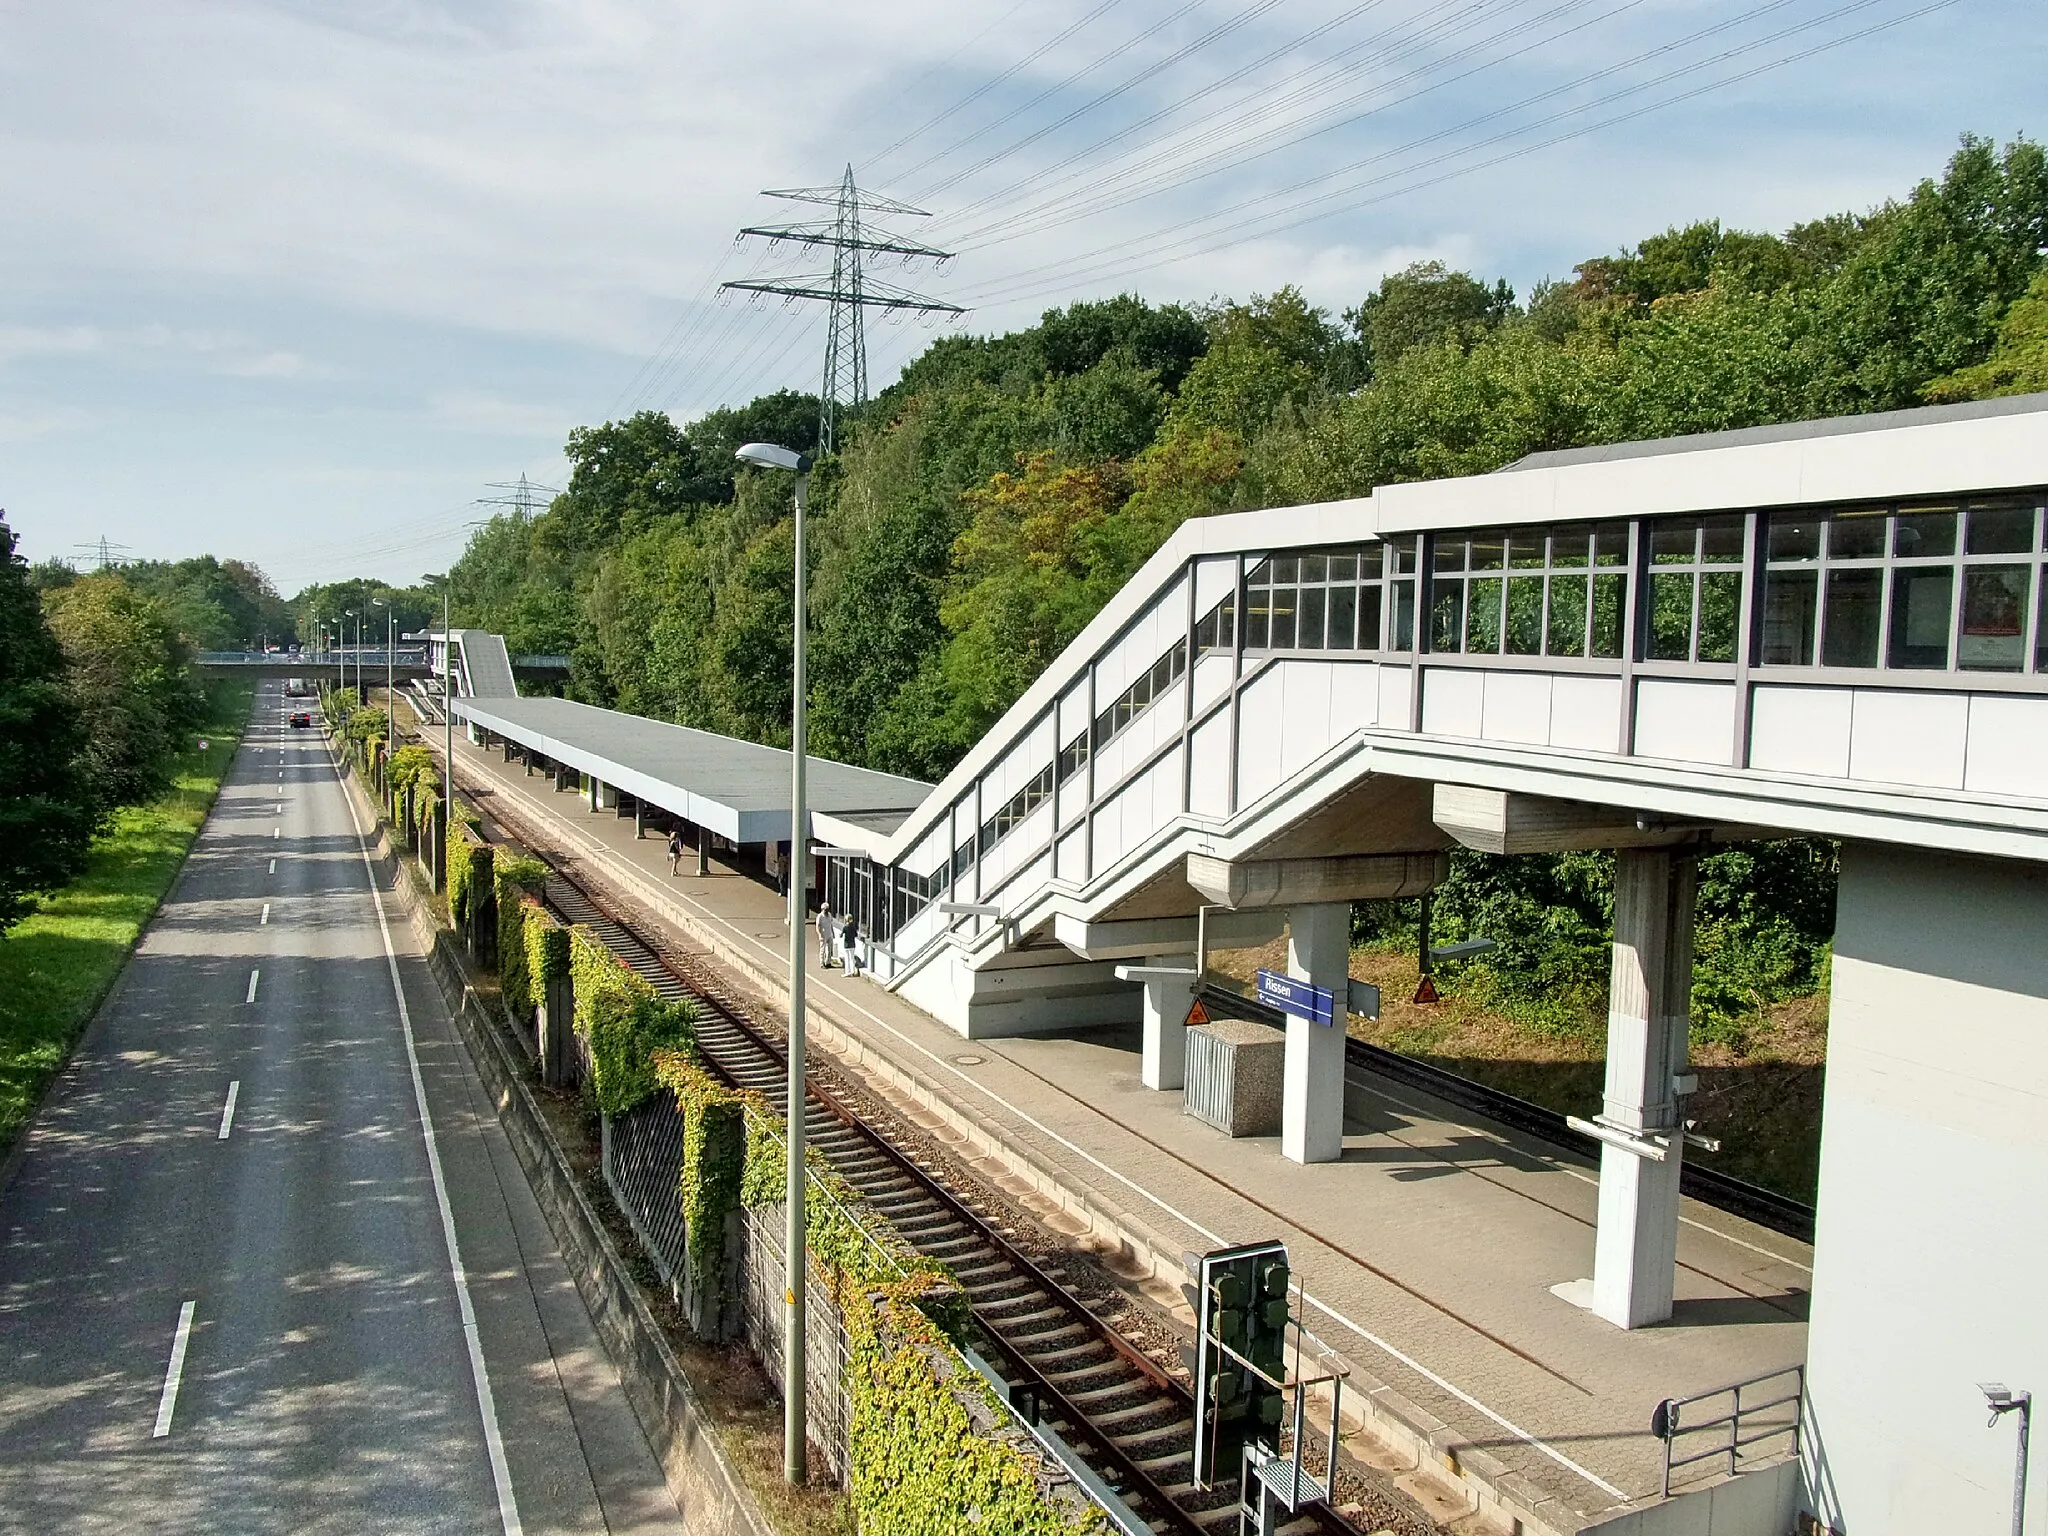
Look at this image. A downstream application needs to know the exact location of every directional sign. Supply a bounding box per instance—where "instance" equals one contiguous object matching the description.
[1255,968,1336,1026]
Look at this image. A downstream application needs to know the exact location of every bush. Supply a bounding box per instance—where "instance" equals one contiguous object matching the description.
[388,744,435,790]
[447,822,492,928]
[493,857,549,1010]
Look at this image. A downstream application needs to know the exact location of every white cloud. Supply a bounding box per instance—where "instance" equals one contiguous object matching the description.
[0,406,89,444]
[428,389,573,437]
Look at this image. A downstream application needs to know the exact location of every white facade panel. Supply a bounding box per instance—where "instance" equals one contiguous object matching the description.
[1193,555,1236,616]
[1058,680,1090,749]
[1236,667,1286,808]
[1191,652,1232,714]
[1632,679,1734,765]
[1056,827,1086,884]
[1419,668,1483,739]
[1848,689,1969,790]
[1329,659,1378,736]
[1750,685,1853,779]
[1547,674,1622,752]
[1804,846,2048,1536]
[1188,712,1231,818]
[1480,670,1552,746]
[1278,662,1337,781]
[904,826,949,883]
[1964,693,2048,801]
[1377,665,1413,734]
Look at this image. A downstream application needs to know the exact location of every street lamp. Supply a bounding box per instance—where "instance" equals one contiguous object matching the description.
[424,577,453,880]
[371,597,392,750]
[734,439,814,1486]
[1982,1384,2032,1536]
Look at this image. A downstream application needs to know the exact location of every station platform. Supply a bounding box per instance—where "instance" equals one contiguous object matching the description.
[434,724,1812,1535]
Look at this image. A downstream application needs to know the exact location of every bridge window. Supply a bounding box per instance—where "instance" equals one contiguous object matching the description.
[1093,639,1188,748]
[1431,524,1627,660]
[1762,495,2045,672]
[1645,515,1744,664]
[1243,546,1384,652]
[979,762,1055,856]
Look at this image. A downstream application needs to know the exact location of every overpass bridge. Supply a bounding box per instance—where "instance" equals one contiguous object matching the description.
[449,390,2048,1536]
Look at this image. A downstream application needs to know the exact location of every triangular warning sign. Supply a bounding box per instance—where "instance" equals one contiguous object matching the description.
[1184,998,1210,1028]
[1412,974,1441,1006]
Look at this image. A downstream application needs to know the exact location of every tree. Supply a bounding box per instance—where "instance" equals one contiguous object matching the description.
[0,515,98,932]
[1923,270,2048,401]
[1346,260,1514,373]
[42,575,202,812]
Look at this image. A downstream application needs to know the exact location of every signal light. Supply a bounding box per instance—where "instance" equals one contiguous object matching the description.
[1187,1241,1294,1488]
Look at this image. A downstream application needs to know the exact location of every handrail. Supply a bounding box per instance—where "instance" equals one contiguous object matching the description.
[1652,1364,1804,1497]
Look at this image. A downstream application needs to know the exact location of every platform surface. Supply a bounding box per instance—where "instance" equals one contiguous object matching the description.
[442,727,1813,1530]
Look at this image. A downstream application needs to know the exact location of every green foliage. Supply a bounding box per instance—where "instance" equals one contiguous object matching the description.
[42,573,205,817]
[1347,259,1514,373]
[1925,268,2048,400]
[568,927,694,1115]
[522,902,570,1023]
[653,1050,751,1294]
[446,824,493,930]
[387,744,435,790]
[492,859,550,1016]
[120,555,294,650]
[0,516,98,932]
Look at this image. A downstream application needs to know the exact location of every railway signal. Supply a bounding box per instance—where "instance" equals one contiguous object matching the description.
[1186,1240,1293,1487]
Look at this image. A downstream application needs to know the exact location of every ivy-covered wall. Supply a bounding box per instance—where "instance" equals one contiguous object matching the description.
[494,857,549,1018]
[568,927,694,1115]
[650,1053,1102,1536]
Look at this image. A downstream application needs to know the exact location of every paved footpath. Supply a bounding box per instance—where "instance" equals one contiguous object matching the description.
[0,683,680,1536]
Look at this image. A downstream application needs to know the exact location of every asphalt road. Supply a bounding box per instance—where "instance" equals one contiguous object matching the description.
[0,681,682,1534]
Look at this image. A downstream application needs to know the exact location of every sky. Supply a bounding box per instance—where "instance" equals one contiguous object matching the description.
[0,0,2040,596]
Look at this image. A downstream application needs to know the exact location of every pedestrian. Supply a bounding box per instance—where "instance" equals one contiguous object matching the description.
[841,912,861,978]
[667,825,684,876]
[816,903,837,968]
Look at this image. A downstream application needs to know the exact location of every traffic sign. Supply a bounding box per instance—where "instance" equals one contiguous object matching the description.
[1184,997,1211,1027]
[1255,969,1335,1026]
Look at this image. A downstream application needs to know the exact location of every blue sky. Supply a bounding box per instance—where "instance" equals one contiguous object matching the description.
[1,0,2040,595]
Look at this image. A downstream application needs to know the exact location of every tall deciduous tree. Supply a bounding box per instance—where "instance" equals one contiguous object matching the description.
[42,575,202,813]
[0,515,98,932]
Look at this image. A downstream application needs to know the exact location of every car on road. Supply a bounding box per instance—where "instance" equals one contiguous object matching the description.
[288,712,312,729]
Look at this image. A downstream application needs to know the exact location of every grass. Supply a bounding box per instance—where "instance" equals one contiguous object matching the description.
[0,681,255,1158]
[1211,937,1828,1204]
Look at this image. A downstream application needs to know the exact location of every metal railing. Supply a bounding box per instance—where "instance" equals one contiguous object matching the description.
[1652,1364,1804,1497]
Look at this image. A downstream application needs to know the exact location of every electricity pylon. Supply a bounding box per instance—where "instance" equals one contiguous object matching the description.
[74,536,132,571]
[478,474,560,519]
[722,166,964,455]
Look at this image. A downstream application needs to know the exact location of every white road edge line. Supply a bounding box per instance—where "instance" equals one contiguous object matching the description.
[487,757,1628,1501]
[335,749,523,1536]
[151,1300,196,1438]
[218,1081,240,1139]
[244,969,259,1004]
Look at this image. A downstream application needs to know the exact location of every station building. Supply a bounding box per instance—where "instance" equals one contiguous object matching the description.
[452,392,2048,1536]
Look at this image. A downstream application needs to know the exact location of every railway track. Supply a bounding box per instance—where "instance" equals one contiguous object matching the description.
[538,871,1361,1536]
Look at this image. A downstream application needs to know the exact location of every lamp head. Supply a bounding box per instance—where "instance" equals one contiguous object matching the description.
[734,442,813,475]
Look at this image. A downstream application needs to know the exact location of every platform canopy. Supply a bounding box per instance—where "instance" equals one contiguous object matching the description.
[449,695,931,846]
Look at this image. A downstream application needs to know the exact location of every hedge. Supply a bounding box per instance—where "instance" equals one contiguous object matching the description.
[447,821,493,930]
[493,857,549,1014]
[568,927,694,1116]
[388,743,435,791]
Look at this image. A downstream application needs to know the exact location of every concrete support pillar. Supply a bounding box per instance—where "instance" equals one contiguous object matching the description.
[1127,958,1197,1091]
[633,801,645,839]
[1282,901,1350,1165]
[697,825,710,877]
[588,775,600,813]
[1590,849,1696,1330]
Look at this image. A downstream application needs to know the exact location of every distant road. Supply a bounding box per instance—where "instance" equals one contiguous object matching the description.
[0,681,679,1535]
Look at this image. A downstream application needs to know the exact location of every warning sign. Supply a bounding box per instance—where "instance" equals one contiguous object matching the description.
[1412,974,1441,1005]
[1183,998,1211,1028]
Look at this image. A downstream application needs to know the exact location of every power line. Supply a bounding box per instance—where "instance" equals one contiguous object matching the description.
[721,167,964,454]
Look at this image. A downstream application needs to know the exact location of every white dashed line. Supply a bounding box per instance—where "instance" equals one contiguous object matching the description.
[244,969,259,1004]
[151,1301,196,1438]
[259,903,270,925]
[217,1081,240,1139]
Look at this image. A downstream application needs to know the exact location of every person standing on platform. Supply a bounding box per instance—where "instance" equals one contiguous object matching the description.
[841,912,861,978]
[816,903,837,968]
[667,826,684,876]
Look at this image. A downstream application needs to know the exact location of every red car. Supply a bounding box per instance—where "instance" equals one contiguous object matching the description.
[289,712,312,729]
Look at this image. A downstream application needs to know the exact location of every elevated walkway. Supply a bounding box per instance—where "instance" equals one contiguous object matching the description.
[434,722,1810,1536]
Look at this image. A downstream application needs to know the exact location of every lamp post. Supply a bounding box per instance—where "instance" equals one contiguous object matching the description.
[428,579,452,874]
[1983,1385,2032,1536]
[372,598,392,748]
[734,440,814,1486]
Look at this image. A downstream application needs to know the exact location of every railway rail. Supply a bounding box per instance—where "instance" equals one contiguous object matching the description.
[536,871,1363,1536]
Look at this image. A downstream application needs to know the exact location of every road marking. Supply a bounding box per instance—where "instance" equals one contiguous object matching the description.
[335,751,523,1536]
[245,969,259,1004]
[260,903,270,926]
[272,826,280,839]
[218,1081,240,1139]
[482,767,1628,1502]
[267,859,276,874]
[152,1301,196,1438]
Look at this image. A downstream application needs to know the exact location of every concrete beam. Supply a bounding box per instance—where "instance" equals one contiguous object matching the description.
[1054,909,1285,962]
[1184,851,1444,911]
[1433,784,1731,854]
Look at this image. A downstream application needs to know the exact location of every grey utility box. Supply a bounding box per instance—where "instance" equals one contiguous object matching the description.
[1183,1018,1286,1137]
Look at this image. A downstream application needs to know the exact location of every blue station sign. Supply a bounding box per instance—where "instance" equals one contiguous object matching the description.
[1255,968,1337,1027]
